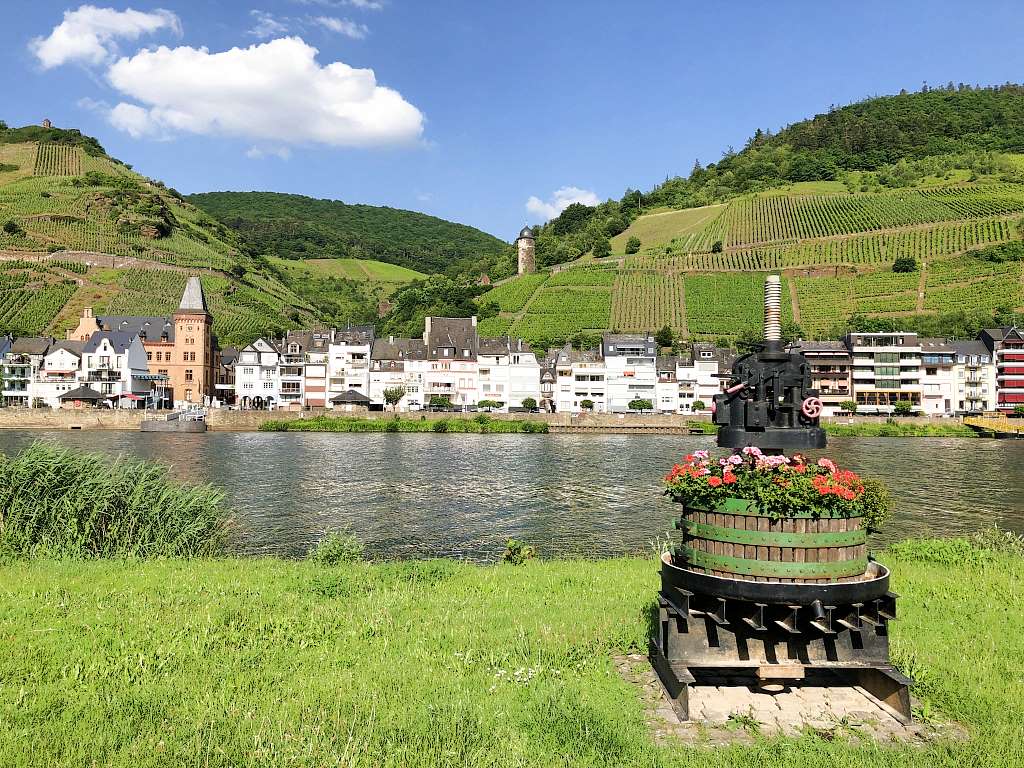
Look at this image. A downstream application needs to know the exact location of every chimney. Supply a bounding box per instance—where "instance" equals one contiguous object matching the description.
[389,335,394,344]
[471,315,477,327]
[84,307,93,318]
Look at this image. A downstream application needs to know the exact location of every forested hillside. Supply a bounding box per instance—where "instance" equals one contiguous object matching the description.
[188,192,512,277]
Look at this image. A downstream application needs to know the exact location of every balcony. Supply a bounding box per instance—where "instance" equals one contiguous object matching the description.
[87,370,121,383]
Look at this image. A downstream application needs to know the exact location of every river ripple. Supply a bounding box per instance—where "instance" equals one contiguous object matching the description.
[0,430,1020,560]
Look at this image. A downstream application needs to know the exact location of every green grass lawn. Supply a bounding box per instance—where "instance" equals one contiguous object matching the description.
[268,255,425,283]
[1,539,1021,767]
[611,205,726,251]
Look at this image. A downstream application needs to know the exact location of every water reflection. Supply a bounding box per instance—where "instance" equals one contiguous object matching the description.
[1,430,1020,560]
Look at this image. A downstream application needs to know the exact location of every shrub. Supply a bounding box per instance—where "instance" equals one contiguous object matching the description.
[0,442,227,558]
[893,255,918,273]
[580,399,595,411]
[840,399,858,414]
[521,397,537,410]
[691,400,706,412]
[892,399,914,416]
[711,240,723,253]
[2,219,23,235]
[502,538,536,565]
[591,237,611,259]
[625,236,641,254]
[521,421,549,433]
[308,531,365,565]
[432,419,449,433]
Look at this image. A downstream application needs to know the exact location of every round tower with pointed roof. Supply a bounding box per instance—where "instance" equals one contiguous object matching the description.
[515,225,536,275]
[172,276,214,405]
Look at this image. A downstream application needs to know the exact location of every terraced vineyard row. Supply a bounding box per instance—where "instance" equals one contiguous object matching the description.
[685,273,794,337]
[723,185,1024,246]
[33,144,81,177]
[478,273,548,312]
[625,218,1015,272]
[794,271,922,336]
[924,258,1023,314]
[507,286,611,346]
[0,281,77,335]
[610,272,685,333]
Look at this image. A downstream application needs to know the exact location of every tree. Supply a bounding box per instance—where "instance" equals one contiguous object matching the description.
[893,256,918,273]
[478,399,504,411]
[2,220,22,236]
[840,399,858,414]
[625,236,641,254]
[711,240,723,253]
[591,237,611,259]
[892,399,914,417]
[521,397,538,411]
[628,398,653,413]
[1013,405,1024,417]
[655,325,674,348]
[383,387,405,411]
[691,400,706,412]
[429,394,452,410]
[579,399,595,411]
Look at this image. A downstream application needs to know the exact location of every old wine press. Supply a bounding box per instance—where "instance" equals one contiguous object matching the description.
[650,275,911,723]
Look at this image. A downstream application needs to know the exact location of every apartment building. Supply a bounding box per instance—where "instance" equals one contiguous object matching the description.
[368,336,425,410]
[235,338,282,408]
[80,332,150,402]
[477,337,541,410]
[845,332,923,413]
[790,340,852,416]
[655,356,679,413]
[676,343,732,414]
[601,333,658,412]
[919,338,958,416]
[980,326,1024,412]
[1,337,51,407]
[952,340,997,413]
[327,325,374,405]
[550,344,606,413]
[34,340,86,408]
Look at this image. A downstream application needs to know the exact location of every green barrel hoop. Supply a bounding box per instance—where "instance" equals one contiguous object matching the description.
[681,547,866,579]
[682,519,866,548]
[686,496,864,521]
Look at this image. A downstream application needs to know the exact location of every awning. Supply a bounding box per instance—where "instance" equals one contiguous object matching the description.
[113,393,144,400]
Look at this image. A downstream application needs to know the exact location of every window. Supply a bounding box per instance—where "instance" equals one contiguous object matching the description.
[263,382,273,390]
[185,369,194,382]
[243,367,254,375]
[926,367,937,376]
[185,389,192,401]
[463,349,470,358]
[146,352,152,361]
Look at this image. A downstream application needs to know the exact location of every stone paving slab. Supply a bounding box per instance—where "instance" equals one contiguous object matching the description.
[614,654,965,746]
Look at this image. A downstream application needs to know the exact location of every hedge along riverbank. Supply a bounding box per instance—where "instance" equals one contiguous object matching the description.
[823,421,976,437]
[0,534,1022,767]
[0,442,228,558]
[259,414,550,433]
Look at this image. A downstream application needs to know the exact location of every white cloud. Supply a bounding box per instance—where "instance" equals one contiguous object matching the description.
[248,10,290,39]
[292,0,385,9]
[246,145,293,160]
[104,37,424,147]
[525,186,601,221]
[313,16,369,39]
[29,5,180,69]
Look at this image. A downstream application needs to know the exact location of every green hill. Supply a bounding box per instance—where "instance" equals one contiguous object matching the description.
[0,125,325,345]
[187,191,511,276]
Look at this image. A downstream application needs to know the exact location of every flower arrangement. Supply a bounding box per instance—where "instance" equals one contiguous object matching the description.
[664,447,890,531]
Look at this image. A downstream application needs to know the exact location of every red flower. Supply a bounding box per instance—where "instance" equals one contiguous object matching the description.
[722,471,737,485]
[708,476,723,488]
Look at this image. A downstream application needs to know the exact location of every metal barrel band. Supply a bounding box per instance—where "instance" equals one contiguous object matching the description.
[682,547,867,579]
[683,519,865,548]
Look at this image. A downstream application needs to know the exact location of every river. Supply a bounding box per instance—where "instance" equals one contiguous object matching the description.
[1,430,1020,561]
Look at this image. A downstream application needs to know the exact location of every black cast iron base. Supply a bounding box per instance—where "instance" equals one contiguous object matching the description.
[650,552,912,724]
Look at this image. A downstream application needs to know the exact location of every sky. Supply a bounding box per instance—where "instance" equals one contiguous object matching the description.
[3,1,1024,241]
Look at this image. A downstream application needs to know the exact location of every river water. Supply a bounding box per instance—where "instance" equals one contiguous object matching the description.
[1,430,1020,561]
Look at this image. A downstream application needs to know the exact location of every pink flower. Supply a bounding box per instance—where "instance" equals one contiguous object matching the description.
[741,446,763,457]
[817,458,837,473]
[727,455,743,466]
[693,450,709,460]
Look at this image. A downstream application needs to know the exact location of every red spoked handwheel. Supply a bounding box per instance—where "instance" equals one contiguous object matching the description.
[801,397,824,418]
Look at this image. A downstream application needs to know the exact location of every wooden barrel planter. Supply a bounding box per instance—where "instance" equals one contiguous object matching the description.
[675,497,868,584]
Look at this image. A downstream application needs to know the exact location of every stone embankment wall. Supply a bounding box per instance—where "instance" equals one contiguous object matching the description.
[0,407,952,434]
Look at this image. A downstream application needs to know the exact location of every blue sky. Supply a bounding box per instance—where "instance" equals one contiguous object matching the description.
[3,1,1024,240]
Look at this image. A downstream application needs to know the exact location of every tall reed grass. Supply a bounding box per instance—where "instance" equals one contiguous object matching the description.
[0,442,228,558]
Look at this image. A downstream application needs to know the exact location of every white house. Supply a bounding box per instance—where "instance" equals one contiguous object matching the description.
[369,337,426,411]
[328,325,374,407]
[919,338,958,416]
[477,337,541,410]
[550,343,606,414]
[676,343,731,414]
[236,338,281,409]
[655,356,679,413]
[34,340,85,408]
[81,331,149,403]
[601,333,658,412]
[952,339,997,413]
[413,316,480,408]
[2,337,52,407]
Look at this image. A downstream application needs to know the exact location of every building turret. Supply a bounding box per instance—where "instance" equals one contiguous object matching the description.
[516,226,536,275]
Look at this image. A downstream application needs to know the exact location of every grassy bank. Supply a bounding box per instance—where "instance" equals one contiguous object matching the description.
[823,421,976,438]
[0,442,227,558]
[1,537,1022,767]
[260,414,549,433]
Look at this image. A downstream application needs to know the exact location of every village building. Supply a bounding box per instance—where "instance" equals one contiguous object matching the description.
[791,340,853,416]
[919,338,958,416]
[235,338,282,409]
[67,277,215,407]
[328,325,375,406]
[2,337,52,407]
[34,340,85,409]
[952,340,997,413]
[80,331,150,403]
[980,326,1024,412]
[602,333,658,412]
[845,332,923,414]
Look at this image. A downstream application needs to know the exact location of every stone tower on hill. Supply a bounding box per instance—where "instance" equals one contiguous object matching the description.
[516,226,536,275]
